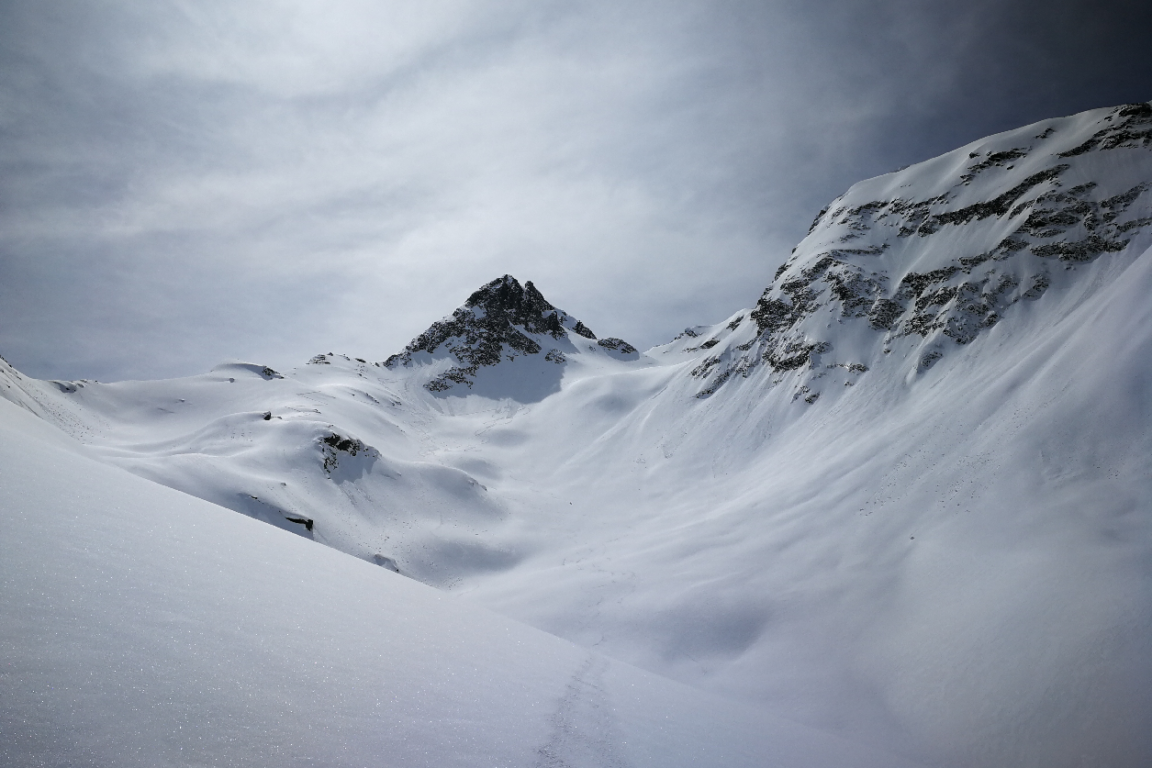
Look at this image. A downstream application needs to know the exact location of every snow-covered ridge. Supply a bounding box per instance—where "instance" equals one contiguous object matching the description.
[686,101,1152,401]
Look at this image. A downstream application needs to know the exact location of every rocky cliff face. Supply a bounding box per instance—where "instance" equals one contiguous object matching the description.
[384,274,634,392]
[686,102,1152,401]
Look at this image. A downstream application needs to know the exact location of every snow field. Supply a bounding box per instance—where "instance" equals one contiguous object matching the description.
[0,397,918,768]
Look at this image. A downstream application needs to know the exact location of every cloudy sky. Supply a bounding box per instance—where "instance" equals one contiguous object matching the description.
[2,0,1150,381]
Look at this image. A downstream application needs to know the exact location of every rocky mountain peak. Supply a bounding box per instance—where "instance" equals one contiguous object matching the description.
[383,275,626,393]
[462,276,572,337]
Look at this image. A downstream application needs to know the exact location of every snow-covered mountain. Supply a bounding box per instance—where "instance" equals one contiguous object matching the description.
[4,101,1152,767]
[682,101,1152,401]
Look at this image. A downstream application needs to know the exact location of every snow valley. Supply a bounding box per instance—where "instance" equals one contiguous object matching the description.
[4,102,1152,767]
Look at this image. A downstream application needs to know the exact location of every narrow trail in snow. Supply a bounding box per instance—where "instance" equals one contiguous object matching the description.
[534,655,630,768]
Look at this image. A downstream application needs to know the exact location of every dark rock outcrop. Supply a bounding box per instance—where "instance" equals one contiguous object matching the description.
[320,431,377,474]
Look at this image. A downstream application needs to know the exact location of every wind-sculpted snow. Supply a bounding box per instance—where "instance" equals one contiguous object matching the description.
[3,103,1152,768]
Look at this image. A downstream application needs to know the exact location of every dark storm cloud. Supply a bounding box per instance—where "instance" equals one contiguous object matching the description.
[1,0,1150,381]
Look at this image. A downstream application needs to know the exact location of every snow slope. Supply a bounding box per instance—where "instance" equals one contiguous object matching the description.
[0,397,916,768]
[3,102,1151,767]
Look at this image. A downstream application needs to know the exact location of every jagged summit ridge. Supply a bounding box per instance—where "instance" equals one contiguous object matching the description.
[685,101,1152,401]
[463,275,598,340]
[384,275,636,393]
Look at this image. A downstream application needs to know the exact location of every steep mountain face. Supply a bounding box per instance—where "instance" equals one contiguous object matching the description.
[3,102,1152,768]
[684,102,1152,402]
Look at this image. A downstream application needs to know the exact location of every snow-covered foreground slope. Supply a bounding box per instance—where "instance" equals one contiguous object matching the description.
[3,102,1152,767]
[0,398,916,768]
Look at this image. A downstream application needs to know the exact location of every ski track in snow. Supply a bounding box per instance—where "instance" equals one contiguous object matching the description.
[535,655,630,768]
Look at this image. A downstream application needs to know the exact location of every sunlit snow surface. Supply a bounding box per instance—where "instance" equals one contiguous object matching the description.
[3,103,1152,767]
